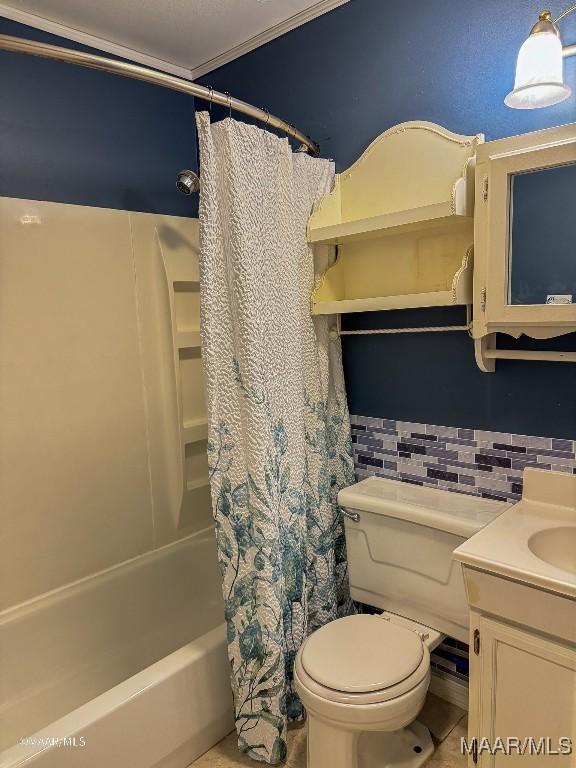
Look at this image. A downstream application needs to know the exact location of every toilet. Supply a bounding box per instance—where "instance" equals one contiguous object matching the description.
[294,476,507,768]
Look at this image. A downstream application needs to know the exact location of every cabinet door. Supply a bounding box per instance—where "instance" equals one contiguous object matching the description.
[484,137,576,331]
[476,616,576,767]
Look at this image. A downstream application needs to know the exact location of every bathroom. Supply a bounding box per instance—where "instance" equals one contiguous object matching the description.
[0,1,575,767]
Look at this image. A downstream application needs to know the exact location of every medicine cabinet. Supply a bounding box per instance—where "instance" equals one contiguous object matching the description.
[308,122,484,315]
[473,123,576,371]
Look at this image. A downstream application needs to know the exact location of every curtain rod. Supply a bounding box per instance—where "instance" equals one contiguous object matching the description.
[0,33,320,156]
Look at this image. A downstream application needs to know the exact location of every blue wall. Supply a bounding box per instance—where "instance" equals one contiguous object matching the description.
[0,18,198,216]
[1,5,575,437]
[198,0,576,440]
[510,163,576,304]
[197,0,575,169]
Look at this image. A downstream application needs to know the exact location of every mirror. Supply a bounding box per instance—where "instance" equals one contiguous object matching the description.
[508,162,576,305]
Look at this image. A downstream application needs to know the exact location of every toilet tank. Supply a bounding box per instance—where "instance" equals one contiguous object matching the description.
[339,477,509,643]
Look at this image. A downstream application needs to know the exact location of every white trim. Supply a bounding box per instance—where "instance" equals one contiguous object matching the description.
[429,671,469,711]
[0,0,350,81]
[190,0,350,78]
[0,3,194,79]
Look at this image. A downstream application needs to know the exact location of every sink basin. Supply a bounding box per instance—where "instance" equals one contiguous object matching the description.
[528,527,576,575]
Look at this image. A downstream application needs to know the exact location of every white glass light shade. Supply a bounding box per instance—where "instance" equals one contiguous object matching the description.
[505,31,571,109]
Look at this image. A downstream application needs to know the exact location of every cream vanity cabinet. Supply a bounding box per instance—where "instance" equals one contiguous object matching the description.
[473,123,576,371]
[467,595,576,767]
[454,469,576,767]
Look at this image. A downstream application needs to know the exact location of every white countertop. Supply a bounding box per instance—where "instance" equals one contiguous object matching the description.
[454,469,576,600]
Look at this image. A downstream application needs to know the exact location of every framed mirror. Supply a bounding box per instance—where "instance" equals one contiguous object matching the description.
[473,124,576,370]
[474,124,576,334]
[508,162,576,306]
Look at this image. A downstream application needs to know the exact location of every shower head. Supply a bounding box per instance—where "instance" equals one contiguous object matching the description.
[176,169,200,195]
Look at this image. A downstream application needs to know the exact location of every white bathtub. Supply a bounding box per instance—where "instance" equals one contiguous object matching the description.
[0,528,234,768]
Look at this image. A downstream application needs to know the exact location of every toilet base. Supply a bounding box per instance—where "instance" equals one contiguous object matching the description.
[306,718,434,768]
[357,721,434,768]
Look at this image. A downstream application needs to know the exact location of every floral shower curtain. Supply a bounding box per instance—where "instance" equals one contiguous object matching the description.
[196,112,355,764]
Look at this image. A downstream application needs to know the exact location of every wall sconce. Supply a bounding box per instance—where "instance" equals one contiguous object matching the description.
[505,5,576,109]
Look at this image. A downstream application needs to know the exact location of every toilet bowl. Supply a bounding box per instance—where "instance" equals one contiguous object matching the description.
[295,476,508,768]
[294,613,436,768]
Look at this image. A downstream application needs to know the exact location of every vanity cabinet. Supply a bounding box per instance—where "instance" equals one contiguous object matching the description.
[473,123,576,371]
[468,611,576,768]
[455,470,576,766]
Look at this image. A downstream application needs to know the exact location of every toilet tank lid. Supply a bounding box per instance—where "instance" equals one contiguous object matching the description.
[338,477,511,537]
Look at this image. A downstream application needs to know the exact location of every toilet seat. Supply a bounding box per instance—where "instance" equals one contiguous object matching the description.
[297,614,430,706]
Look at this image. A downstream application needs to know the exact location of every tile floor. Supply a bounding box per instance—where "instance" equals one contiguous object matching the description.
[191,694,468,768]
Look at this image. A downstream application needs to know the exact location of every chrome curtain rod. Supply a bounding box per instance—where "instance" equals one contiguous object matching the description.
[0,33,320,156]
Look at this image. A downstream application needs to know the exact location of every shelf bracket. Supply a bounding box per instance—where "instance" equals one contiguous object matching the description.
[475,333,576,372]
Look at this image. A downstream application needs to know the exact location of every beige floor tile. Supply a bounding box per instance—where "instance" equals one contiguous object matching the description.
[192,703,468,768]
[426,717,468,767]
[419,693,466,742]
[192,723,306,768]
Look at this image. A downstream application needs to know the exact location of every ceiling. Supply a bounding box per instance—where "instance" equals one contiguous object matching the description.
[0,0,348,78]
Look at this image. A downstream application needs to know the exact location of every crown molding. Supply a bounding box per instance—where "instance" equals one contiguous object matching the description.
[0,3,194,79]
[191,0,349,78]
[0,0,349,82]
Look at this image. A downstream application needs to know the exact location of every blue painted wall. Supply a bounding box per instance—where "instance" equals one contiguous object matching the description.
[510,163,576,304]
[198,0,575,168]
[1,5,575,437]
[198,0,576,439]
[0,18,198,216]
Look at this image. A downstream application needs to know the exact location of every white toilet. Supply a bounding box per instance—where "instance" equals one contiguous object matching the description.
[294,476,506,768]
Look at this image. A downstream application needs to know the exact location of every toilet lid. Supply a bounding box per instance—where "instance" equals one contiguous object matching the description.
[300,615,424,693]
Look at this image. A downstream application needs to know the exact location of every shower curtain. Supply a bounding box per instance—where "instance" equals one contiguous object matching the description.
[196,112,355,764]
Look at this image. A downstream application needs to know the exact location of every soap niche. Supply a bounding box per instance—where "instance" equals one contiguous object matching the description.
[179,347,206,425]
[174,279,200,333]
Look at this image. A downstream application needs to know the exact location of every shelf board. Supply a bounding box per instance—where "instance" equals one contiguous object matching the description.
[484,349,576,363]
[186,477,210,492]
[312,289,464,316]
[176,330,201,349]
[183,417,208,444]
[308,202,471,246]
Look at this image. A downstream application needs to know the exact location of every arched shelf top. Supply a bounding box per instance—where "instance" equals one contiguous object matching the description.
[308,121,484,245]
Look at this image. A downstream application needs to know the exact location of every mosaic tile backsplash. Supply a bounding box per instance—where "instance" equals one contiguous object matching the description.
[350,415,576,503]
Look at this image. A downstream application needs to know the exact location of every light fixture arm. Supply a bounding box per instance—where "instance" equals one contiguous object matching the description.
[549,4,576,57]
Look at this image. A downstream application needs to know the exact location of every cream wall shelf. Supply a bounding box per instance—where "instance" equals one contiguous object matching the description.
[308,202,471,246]
[308,121,484,316]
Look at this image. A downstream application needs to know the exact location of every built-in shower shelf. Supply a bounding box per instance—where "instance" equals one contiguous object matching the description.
[176,330,201,349]
[183,417,208,445]
[308,121,484,316]
[186,477,211,493]
[158,218,211,529]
